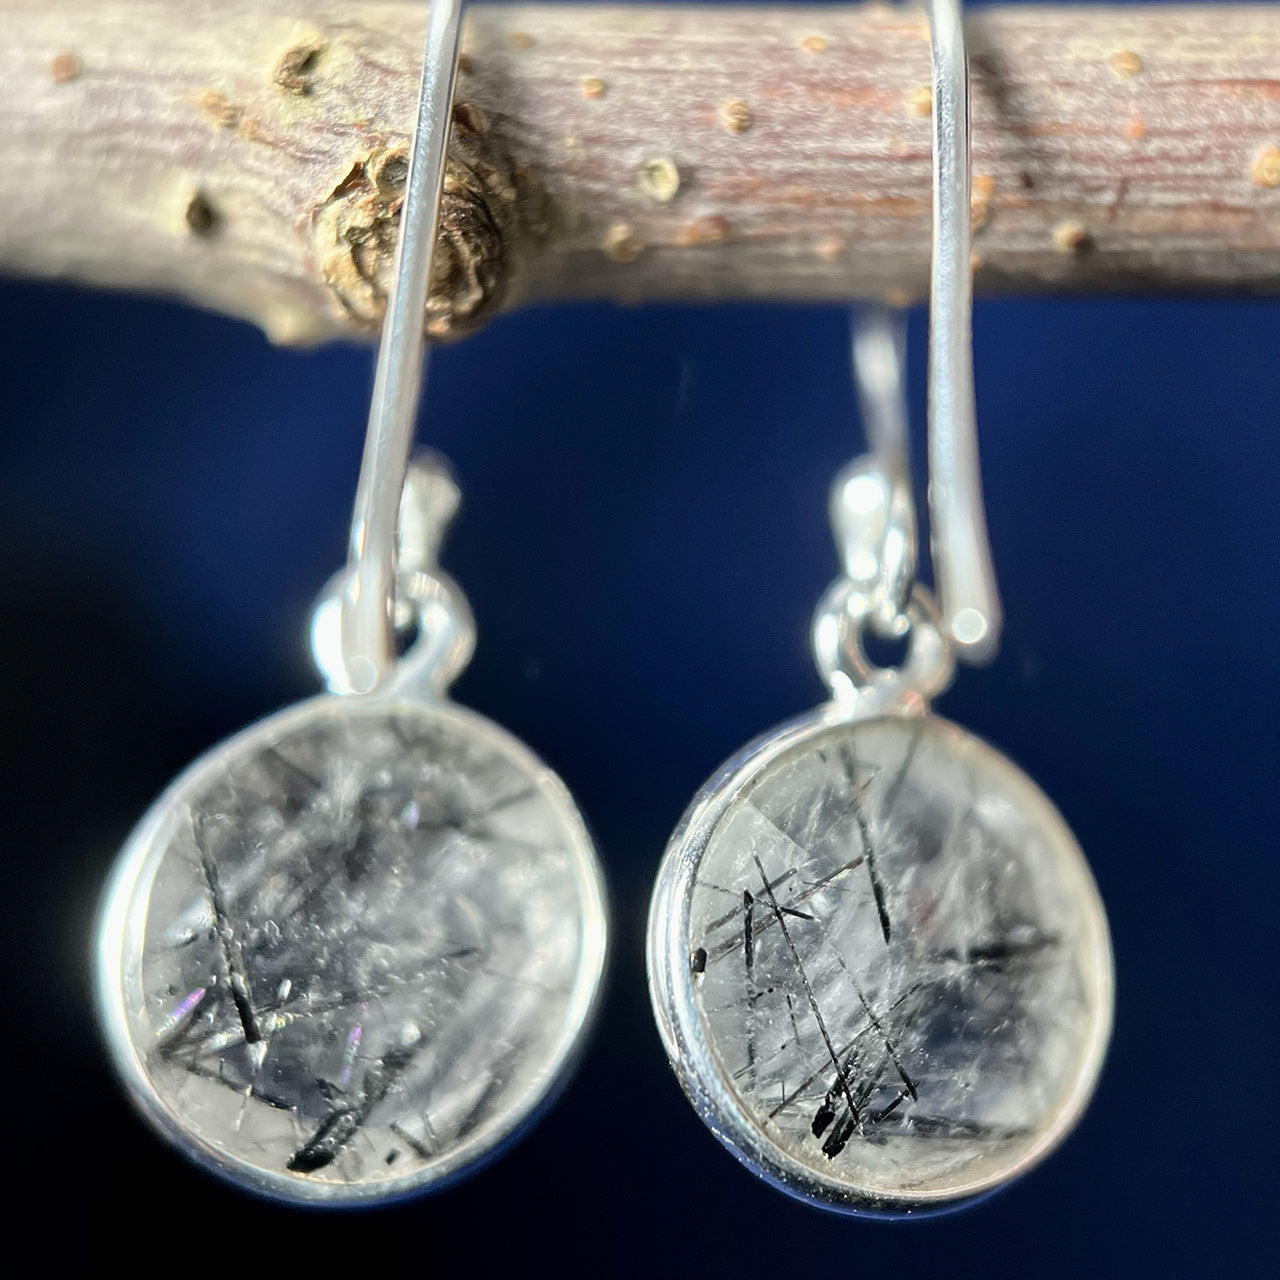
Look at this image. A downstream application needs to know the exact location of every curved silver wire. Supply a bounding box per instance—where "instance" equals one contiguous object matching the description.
[836,2,1001,670]
[313,453,475,700]
[823,0,1000,704]
[341,0,466,694]
[925,0,1002,662]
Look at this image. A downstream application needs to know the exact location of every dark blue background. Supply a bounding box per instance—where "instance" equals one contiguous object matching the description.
[4,7,1277,1276]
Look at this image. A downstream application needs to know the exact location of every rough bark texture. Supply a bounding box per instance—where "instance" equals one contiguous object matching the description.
[3,2,1280,344]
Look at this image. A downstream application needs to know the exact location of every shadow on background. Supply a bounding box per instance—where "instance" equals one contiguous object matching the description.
[2,275,1275,1274]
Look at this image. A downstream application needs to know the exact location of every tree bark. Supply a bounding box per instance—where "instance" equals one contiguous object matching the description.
[3,2,1280,344]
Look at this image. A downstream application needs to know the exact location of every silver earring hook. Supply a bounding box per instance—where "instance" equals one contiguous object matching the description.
[818,0,998,711]
[312,451,476,698]
[925,0,1001,663]
[340,0,467,694]
[832,0,1000,670]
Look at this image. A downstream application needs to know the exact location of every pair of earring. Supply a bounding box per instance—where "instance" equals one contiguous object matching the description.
[95,0,1112,1215]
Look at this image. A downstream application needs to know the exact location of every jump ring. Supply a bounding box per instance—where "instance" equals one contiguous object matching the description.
[812,580,955,712]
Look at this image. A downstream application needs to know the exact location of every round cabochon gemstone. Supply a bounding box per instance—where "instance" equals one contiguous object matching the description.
[668,714,1111,1210]
[99,699,605,1203]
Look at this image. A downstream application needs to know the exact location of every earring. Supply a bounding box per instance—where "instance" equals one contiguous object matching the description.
[96,0,606,1206]
[647,0,1112,1217]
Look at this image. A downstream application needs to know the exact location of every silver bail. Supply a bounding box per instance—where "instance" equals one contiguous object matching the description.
[340,0,466,694]
[832,306,918,638]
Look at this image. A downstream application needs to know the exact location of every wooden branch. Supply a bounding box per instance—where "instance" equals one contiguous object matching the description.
[4,3,1280,343]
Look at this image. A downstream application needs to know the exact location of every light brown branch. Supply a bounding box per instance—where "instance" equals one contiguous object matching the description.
[4,3,1280,344]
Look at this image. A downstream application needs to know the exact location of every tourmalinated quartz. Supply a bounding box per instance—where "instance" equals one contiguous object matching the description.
[100,699,605,1202]
[669,714,1111,1208]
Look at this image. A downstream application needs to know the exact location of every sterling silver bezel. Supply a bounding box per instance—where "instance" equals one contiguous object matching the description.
[646,703,1113,1217]
[97,692,608,1207]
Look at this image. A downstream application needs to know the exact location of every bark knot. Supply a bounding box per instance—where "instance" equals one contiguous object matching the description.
[313,102,533,340]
